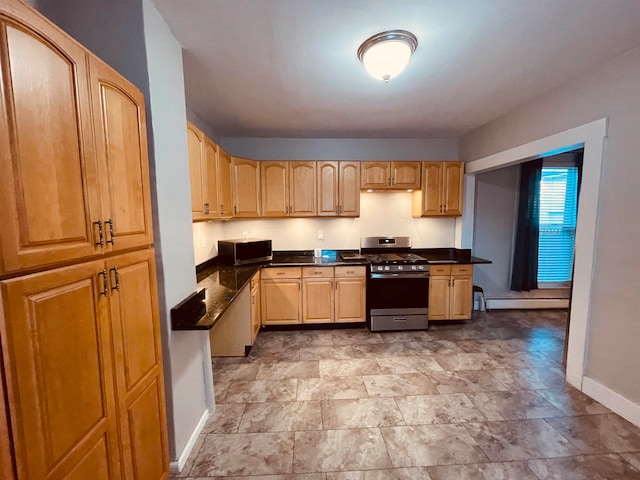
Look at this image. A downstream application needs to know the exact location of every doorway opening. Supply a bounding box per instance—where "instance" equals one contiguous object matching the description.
[461,118,607,390]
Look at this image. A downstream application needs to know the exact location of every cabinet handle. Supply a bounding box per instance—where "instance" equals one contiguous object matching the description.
[277,272,285,275]
[220,204,224,212]
[94,220,104,247]
[105,219,115,245]
[204,203,209,214]
[451,278,455,286]
[110,266,120,291]
[99,270,108,296]
[234,206,237,215]
[388,177,392,186]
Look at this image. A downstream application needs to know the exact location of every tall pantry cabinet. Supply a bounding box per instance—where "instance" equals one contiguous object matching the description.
[0,2,169,479]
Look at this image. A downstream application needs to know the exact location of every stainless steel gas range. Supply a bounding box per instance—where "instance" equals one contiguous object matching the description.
[361,236,430,332]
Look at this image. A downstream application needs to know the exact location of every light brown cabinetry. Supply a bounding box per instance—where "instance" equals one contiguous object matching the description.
[263,265,366,325]
[250,271,261,342]
[261,267,302,324]
[0,249,168,479]
[0,2,168,478]
[334,266,367,323]
[317,161,361,216]
[412,161,464,217]
[428,264,473,320]
[0,5,153,275]
[302,267,335,324]
[260,161,316,217]
[217,147,234,218]
[187,122,232,221]
[232,157,260,217]
[361,162,421,190]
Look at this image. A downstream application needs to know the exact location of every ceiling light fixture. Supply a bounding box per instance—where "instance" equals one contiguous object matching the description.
[357,30,418,83]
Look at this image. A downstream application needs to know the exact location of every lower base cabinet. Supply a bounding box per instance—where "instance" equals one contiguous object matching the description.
[428,264,473,320]
[209,270,262,356]
[0,249,169,479]
[262,265,366,326]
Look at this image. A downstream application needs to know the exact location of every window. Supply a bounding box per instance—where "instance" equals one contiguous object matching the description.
[537,167,579,284]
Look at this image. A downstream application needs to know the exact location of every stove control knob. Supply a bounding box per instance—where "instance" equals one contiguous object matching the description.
[411,265,417,271]
[418,265,424,270]
[377,266,383,271]
[398,265,403,271]
[384,266,390,271]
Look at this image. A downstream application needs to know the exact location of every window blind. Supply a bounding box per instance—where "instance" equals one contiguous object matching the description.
[537,167,578,283]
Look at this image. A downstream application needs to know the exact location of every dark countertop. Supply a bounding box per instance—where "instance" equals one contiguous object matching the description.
[174,248,490,330]
[413,248,492,265]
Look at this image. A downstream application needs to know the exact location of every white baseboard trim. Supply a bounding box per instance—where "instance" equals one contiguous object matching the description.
[169,408,211,474]
[582,376,640,428]
[486,298,569,310]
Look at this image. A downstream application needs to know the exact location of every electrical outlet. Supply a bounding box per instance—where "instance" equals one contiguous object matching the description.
[317,230,324,240]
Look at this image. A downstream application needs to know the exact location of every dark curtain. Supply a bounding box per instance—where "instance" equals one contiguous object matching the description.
[511,158,543,291]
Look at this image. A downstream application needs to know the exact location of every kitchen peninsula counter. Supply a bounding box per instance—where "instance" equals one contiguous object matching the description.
[173,250,366,330]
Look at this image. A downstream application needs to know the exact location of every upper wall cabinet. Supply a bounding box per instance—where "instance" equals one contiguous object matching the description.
[317,161,360,216]
[360,161,421,190]
[89,55,154,252]
[412,161,464,217]
[232,157,260,217]
[187,122,232,222]
[261,161,316,217]
[217,147,233,218]
[0,5,153,275]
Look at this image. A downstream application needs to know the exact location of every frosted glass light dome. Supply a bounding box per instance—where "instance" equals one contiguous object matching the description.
[357,30,418,83]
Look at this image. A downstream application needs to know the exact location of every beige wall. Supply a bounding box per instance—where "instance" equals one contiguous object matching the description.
[461,45,640,404]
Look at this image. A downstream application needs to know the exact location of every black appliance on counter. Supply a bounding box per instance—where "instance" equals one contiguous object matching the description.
[218,238,272,266]
[361,236,429,332]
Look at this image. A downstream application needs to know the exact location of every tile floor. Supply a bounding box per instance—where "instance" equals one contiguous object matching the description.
[172,309,640,479]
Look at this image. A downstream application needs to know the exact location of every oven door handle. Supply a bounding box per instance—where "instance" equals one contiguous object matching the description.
[370,272,430,279]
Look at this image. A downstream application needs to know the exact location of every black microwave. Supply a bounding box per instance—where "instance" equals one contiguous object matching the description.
[218,238,272,266]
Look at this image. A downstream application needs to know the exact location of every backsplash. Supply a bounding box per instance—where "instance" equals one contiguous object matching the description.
[192,192,457,266]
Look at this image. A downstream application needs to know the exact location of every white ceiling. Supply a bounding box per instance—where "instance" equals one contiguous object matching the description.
[152,0,640,139]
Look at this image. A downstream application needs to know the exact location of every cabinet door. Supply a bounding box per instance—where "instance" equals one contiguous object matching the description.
[428,275,450,320]
[450,274,473,320]
[261,161,288,217]
[442,162,464,216]
[105,249,168,479]
[203,137,220,218]
[289,161,316,216]
[90,56,153,250]
[335,277,366,323]
[317,161,338,216]
[421,162,444,216]
[0,260,121,479]
[0,7,101,274]
[360,162,390,189]
[391,162,421,189]
[261,279,300,324]
[339,161,361,216]
[233,157,260,217]
[186,122,207,220]
[251,283,261,342]
[217,147,233,218]
[302,278,334,323]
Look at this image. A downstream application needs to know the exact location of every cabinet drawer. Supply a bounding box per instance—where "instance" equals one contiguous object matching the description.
[261,267,302,279]
[429,265,451,276]
[302,267,334,278]
[451,264,472,275]
[335,266,366,278]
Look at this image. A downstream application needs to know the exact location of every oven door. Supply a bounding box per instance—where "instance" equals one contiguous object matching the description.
[368,272,429,309]
[367,272,429,331]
